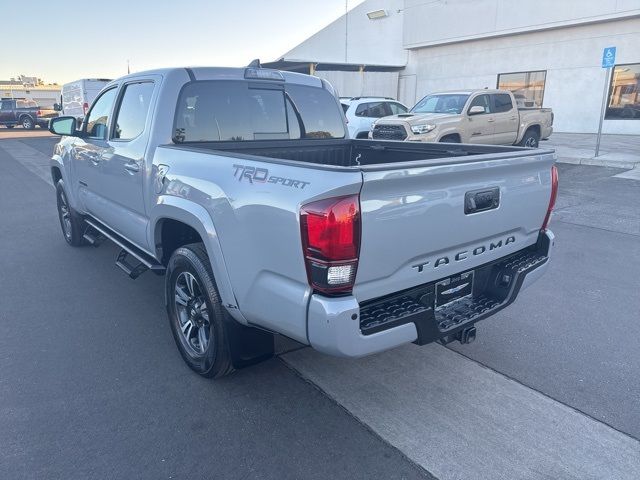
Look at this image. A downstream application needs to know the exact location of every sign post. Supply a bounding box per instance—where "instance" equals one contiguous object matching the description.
[596,47,616,157]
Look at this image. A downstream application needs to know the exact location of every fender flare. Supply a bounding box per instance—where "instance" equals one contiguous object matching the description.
[149,197,247,325]
[516,123,540,144]
[436,128,462,142]
[50,153,81,209]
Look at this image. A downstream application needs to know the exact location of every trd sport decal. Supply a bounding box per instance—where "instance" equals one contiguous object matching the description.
[233,164,310,189]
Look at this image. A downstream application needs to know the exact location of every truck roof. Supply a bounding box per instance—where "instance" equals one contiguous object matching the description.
[106,67,323,89]
[428,89,508,95]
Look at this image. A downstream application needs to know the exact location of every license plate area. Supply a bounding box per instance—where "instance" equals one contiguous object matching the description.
[435,271,474,309]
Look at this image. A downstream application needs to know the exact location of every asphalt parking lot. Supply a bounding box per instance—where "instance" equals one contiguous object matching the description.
[1,131,639,479]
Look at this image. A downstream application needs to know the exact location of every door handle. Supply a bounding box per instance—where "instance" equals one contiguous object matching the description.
[487,118,495,123]
[124,162,140,174]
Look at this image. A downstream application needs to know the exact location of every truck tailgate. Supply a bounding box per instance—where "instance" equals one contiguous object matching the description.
[354,151,556,302]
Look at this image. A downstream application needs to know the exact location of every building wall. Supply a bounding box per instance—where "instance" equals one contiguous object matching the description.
[315,70,400,98]
[403,0,640,48]
[281,0,405,66]
[0,85,61,108]
[401,17,640,134]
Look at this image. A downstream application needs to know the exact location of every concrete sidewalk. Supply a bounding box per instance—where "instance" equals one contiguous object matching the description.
[544,133,639,169]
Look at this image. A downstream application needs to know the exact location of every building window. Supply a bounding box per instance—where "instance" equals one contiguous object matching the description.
[606,63,640,120]
[497,70,546,108]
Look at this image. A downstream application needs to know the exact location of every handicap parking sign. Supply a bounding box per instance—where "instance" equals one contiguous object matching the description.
[602,47,616,68]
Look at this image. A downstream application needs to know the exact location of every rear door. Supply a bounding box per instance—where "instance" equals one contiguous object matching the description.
[354,151,556,302]
[94,79,156,248]
[491,93,518,145]
[465,94,495,143]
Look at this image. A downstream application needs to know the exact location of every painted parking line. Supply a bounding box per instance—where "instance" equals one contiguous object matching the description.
[282,344,640,480]
[0,139,53,186]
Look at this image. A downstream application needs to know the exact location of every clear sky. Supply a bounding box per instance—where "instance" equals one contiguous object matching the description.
[2,0,365,84]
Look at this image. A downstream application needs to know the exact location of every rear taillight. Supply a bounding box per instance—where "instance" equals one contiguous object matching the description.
[83,102,89,115]
[541,165,558,231]
[300,194,361,294]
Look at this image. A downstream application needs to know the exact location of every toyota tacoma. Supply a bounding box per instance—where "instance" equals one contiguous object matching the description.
[49,66,557,378]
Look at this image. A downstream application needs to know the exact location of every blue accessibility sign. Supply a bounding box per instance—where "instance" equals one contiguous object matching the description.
[602,47,616,68]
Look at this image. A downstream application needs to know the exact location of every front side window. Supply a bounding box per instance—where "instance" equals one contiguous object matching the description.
[606,63,640,120]
[173,81,345,143]
[85,88,117,139]
[112,82,154,140]
[493,94,513,113]
[497,70,546,108]
[468,94,492,114]
[0,100,12,110]
[411,94,469,114]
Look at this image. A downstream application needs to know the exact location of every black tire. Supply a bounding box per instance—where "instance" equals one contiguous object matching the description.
[439,134,460,143]
[21,116,35,130]
[6,125,15,129]
[518,129,540,148]
[55,179,86,246]
[166,243,234,378]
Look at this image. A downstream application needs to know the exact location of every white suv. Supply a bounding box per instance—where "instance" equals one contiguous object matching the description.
[340,97,408,139]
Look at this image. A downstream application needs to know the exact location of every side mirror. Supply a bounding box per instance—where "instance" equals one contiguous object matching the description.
[49,116,78,136]
[53,103,62,112]
[468,105,485,115]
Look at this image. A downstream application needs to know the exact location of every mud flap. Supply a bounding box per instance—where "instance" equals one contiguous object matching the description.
[223,316,275,369]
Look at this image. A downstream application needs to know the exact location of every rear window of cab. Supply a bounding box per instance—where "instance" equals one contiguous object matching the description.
[173,81,346,143]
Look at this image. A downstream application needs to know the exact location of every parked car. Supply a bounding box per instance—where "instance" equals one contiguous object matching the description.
[49,67,557,378]
[340,97,408,138]
[55,78,111,121]
[371,89,553,148]
[0,98,51,129]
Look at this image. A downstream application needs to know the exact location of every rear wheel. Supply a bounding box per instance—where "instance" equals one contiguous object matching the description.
[21,116,35,130]
[166,243,234,378]
[56,180,86,246]
[518,129,540,148]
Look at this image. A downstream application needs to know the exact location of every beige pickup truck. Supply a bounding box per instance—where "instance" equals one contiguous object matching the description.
[370,89,553,148]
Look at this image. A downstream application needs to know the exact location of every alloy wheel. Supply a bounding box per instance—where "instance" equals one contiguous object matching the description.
[174,271,211,356]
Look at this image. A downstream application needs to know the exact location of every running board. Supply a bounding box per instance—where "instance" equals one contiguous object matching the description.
[84,218,166,279]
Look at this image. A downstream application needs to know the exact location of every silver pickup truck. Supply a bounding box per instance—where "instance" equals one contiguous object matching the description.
[49,66,558,378]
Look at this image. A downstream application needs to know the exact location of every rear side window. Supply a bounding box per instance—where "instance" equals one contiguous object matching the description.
[112,82,154,140]
[173,81,345,143]
[388,102,408,115]
[493,94,513,113]
[355,101,387,118]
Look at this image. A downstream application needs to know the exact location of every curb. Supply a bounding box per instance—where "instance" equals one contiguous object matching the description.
[556,157,639,169]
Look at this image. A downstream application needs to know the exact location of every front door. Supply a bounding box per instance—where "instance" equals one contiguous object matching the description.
[465,94,495,144]
[0,99,16,124]
[72,87,118,216]
[95,80,156,249]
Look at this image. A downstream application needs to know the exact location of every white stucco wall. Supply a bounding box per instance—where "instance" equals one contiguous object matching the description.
[315,71,400,98]
[403,0,640,48]
[402,17,640,134]
[280,0,406,66]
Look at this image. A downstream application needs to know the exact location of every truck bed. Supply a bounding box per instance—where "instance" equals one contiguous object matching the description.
[167,139,548,169]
